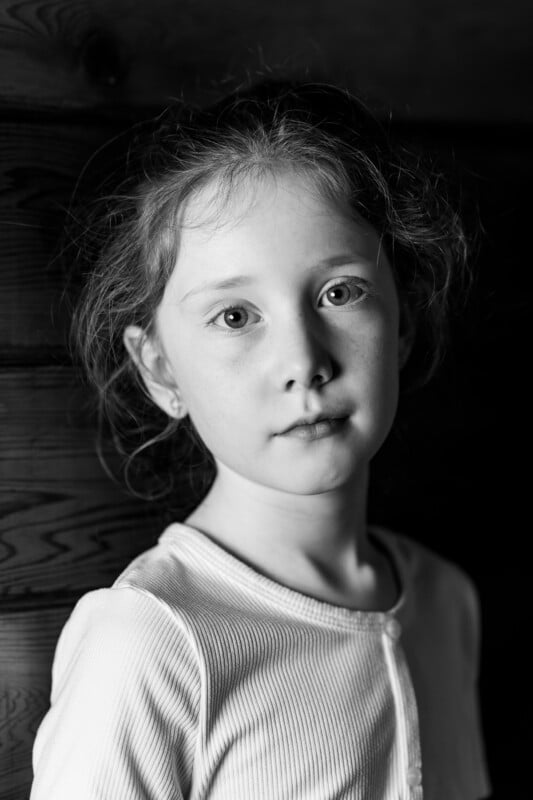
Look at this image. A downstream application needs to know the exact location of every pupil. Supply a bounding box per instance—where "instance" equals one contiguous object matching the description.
[328,285,349,305]
[224,308,247,328]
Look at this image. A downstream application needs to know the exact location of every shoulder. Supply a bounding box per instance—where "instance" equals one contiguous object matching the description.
[51,522,231,688]
[51,585,200,705]
[109,523,255,628]
[375,527,482,657]
[381,527,479,604]
[109,523,208,611]
[59,583,191,643]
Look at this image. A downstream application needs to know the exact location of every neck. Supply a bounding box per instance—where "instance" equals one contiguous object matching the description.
[185,463,396,611]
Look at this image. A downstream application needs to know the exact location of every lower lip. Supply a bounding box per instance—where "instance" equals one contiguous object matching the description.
[281,417,349,441]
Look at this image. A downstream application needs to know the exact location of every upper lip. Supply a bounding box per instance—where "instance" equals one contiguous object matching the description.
[278,412,349,435]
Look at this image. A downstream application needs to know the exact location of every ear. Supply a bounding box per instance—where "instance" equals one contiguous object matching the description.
[398,301,415,369]
[122,325,188,419]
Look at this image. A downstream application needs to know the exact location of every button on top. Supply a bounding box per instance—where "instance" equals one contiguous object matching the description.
[406,765,422,787]
[384,616,402,639]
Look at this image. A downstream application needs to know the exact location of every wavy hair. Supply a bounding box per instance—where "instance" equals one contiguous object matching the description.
[64,79,474,507]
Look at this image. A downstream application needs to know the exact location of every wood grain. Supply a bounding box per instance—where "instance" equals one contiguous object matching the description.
[0,120,121,362]
[0,366,167,601]
[0,0,530,122]
[0,605,72,799]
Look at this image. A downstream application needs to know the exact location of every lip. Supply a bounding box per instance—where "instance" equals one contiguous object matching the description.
[278,415,350,440]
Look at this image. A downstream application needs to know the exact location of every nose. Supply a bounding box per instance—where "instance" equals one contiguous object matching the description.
[274,310,333,392]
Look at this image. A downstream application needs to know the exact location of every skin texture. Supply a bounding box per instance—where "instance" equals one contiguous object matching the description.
[123,171,411,610]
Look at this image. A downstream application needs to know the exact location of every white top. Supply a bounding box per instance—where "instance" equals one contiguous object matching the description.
[30,523,491,800]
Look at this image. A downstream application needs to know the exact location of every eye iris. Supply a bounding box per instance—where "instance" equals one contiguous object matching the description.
[223,308,247,328]
[327,285,350,305]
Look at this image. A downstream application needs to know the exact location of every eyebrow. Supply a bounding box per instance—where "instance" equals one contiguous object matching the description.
[179,254,369,303]
[180,276,253,303]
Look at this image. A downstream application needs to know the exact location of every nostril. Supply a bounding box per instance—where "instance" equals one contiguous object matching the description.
[284,369,331,392]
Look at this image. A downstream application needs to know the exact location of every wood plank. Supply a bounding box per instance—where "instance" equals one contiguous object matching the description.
[0,120,121,361]
[0,605,72,799]
[0,367,199,601]
[0,0,530,122]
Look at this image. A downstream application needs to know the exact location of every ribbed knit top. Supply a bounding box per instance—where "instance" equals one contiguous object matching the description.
[30,523,491,800]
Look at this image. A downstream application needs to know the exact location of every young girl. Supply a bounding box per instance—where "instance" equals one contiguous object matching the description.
[30,80,491,799]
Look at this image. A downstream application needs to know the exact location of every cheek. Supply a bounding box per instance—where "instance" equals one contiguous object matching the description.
[343,309,399,370]
[370,323,400,391]
[348,320,400,415]
[173,350,249,437]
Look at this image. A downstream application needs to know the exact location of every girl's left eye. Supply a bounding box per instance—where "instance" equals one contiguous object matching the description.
[319,279,367,308]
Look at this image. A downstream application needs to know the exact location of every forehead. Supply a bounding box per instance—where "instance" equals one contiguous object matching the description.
[173,170,384,268]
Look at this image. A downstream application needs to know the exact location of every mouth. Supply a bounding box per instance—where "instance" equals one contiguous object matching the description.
[278,415,350,441]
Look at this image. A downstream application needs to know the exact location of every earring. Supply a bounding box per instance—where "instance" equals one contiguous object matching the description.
[170,395,183,417]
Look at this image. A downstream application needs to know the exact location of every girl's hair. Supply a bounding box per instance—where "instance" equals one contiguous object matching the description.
[65,79,473,508]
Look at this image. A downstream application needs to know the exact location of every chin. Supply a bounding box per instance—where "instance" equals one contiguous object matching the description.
[267,459,363,496]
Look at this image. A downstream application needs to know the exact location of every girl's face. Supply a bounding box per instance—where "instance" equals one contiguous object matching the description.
[147,171,406,495]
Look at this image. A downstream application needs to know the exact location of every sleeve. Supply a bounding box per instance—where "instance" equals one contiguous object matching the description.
[30,586,200,800]
[460,574,493,799]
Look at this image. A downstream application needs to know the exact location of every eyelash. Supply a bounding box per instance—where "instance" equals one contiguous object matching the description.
[207,277,371,333]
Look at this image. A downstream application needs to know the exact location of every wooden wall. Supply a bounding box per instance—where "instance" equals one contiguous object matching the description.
[0,0,531,122]
[1,0,531,797]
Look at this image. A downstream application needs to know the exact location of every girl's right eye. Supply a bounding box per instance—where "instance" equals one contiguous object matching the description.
[209,305,260,331]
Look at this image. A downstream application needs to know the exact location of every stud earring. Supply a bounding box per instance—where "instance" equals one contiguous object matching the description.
[170,395,183,416]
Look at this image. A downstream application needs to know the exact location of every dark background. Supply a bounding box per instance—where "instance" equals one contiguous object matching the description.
[0,1,530,797]
[369,122,531,798]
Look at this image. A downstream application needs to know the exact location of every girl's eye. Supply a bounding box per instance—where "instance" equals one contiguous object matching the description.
[319,279,367,308]
[210,306,259,331]
[222,308,247,329]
